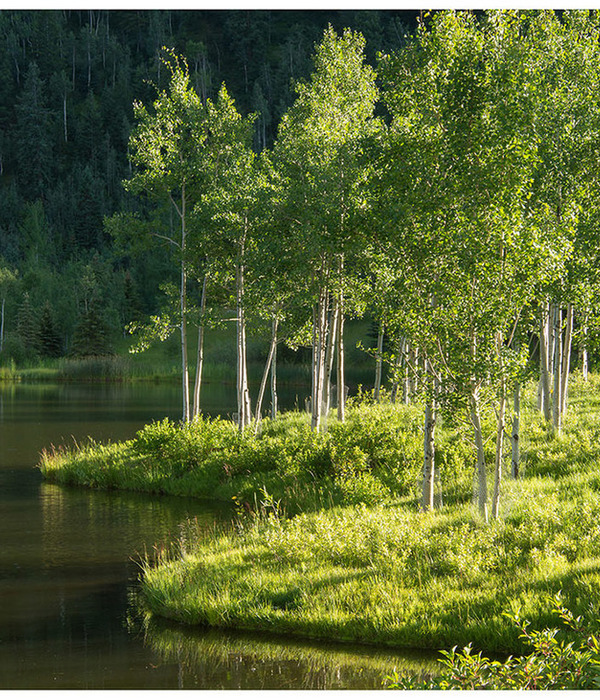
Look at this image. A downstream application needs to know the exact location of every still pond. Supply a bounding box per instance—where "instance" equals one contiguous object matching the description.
[0,381,438,689]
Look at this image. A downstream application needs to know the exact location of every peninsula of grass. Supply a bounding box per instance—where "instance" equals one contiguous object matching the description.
[40,375,600,655]
[41,399,469,511]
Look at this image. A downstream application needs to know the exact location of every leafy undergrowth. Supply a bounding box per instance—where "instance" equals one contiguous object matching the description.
[39,399,473,513]
[387,598,600,689]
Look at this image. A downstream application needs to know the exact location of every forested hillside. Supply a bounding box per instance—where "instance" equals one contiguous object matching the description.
[0,9,417,361]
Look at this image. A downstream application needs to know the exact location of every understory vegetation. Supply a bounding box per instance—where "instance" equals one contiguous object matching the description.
[41,375,600,661]
[41,396,464,512]
[387,599,600,689]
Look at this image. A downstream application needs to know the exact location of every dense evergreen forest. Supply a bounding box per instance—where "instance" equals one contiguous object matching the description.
[0,9,418,362]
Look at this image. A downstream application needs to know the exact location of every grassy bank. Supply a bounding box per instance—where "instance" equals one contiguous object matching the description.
[40,399,473,512]
[40,375,600,655]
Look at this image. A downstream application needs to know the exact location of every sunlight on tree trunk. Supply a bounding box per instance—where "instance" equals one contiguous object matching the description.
[511,382,520,479]
[192,273,207,420]
[560,302,573,417]
[374,321,385,402]
[254,316,278,434]
[470,385,488,522]
[552,304,563,432]
[421,359,436,512]
[492,376,506,520]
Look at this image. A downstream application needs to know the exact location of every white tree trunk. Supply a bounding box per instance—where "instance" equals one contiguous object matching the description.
[539,301,552,422]
[323,300,338,415]
[192,273,208,420]
[421,359,436,512]
[581,312,589,381]
[179,188,190,424]
[374,321,385,402]
[236,258,251,430]
[390,337,403,403]
[271,327,278,421]
[511,382,520,479]
[552,304,563,432]
[560,302,573,417]
[492,379,506,520]
[337,289,345,423]
[311,289,328,432]
[402,339,410,404]
[408,345,417,398]
[254,316,278,434]
[470,385,488,522]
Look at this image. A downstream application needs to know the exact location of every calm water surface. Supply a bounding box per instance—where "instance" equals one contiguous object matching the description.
[0,381,438,689]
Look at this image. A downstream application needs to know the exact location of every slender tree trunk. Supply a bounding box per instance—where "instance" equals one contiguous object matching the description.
[402,339,410,404]
[492,378,506,520]
[254,316,278,434]
[374,321,385,402]
[236,257,251,430]
[539,301,552,422]
[311,288,328,432]
[63,93,68,142]
[179,188,190,424]
[560,302,573,417]
[271,325,278,421]
[422,359,436,512]
[581,311,589,381]
[470,383,488,522]
[511,382,520,479]
[323,300,338,415]
[390,338,403,404]
[553,304,563,432]
[310,303,317,420]
[409,346,419,396]
[337,288,345,423]
[192,273,208,419]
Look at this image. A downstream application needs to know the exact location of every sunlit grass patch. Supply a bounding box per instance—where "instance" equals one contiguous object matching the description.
[140,495,600,652]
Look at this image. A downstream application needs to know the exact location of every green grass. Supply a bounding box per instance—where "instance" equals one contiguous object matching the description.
[41,372,600,655]
[139,483,600,654]
[133,375,600,654]
[41,399,469,512]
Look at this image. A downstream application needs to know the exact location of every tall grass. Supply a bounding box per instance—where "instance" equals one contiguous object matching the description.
[135,375,600,653]
[42,401,463,512]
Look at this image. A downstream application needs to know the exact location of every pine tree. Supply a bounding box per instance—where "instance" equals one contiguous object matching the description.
[71,302,112,356]
[38,302,62,357]
[17,292,39,353]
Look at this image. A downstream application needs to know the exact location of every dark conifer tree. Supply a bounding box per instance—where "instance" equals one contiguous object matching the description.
[15,62,53,201]
[38,301,62,357]
[71,301,113,356]
[17,291,38,352]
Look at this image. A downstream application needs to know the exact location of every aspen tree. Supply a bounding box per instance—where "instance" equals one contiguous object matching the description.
[381,11,561,517]
[125,51,206,423]
[273,26,380,431]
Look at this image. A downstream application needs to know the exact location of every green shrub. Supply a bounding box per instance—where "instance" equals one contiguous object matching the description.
[387,598,600,689]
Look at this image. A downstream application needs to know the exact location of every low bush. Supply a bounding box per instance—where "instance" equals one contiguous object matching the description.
[387,598,600,689]
[41,400,463,511]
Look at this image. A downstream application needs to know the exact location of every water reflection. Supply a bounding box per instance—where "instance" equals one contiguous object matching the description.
[0,381,438,689]
[136,615,441,690]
